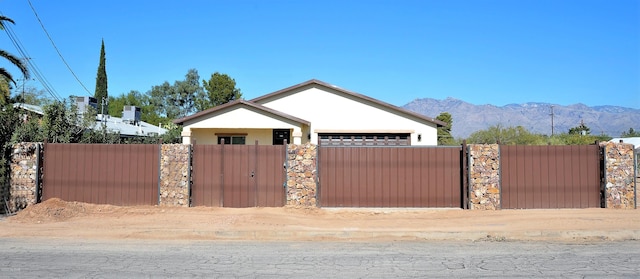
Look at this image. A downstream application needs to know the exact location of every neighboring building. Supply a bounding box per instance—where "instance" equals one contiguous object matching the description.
[13,99,167,138]
[173,79,444,146]
[610,137,640,150]
[13,103,44,123]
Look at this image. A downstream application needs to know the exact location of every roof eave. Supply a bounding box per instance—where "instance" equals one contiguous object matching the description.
[252,79,445,127]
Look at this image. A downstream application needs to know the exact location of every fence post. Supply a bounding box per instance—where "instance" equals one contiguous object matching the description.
[157,138,163,206]
[254,140,258,207]
[283,139,288,206]
[35,143,42,204]
[219,138,225,207]
[188,143,193,207]
[461,140,468,209]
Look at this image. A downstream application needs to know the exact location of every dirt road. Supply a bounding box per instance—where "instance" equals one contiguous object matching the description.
[1,198,639,241]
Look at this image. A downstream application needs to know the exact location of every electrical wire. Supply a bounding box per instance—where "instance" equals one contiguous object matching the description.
[1,16,61,101]
[26,0,92,96]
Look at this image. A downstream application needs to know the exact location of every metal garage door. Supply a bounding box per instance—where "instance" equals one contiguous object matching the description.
[319,133,410,146]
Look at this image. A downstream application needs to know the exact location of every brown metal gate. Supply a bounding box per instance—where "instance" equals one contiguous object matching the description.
[500,145,601,209]
[42,143,159,205]
[319,146,463,207]
[191,143,286,207]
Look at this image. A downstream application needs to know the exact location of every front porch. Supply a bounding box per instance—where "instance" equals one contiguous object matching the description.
[182,127,311,145]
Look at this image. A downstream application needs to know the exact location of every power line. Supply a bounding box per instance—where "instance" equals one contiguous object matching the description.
[26,0,92,96]
[1,17,61,101]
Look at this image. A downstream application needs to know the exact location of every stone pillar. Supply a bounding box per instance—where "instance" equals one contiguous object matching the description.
[601,142,636,209]
[181,128,192,145]
[8,142,42,213]
[159,144,191,207]
[285,143,317,207]
[468,144,501,210]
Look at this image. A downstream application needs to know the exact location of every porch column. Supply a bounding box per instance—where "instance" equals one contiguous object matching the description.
[180,128,192,145]
[292,128,302,145]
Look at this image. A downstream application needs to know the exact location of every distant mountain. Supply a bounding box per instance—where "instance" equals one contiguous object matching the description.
[403,97,640,138]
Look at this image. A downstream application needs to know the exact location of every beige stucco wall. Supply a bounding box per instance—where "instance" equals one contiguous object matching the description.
[183,106,301,130]
[190,128,274,145]
[181,105,307,145]
[256,86,439,145]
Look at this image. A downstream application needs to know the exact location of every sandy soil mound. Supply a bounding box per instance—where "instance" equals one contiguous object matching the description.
[11,198,123,223]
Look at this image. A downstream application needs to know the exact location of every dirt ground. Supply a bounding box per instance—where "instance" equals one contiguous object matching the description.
[1,198,639,242]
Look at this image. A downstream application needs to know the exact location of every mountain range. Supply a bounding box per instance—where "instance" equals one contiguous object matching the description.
[403,97,640,139]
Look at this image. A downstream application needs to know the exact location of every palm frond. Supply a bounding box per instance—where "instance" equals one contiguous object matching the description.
[0,50,29,80]
[0,16,15,30]
[0,68,15,84]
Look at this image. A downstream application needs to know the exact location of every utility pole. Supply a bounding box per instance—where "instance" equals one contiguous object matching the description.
[549,105,555,136]
[101,97,108,122]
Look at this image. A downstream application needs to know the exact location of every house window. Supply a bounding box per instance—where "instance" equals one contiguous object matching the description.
[272,129,290,145]
[217,135,246,145]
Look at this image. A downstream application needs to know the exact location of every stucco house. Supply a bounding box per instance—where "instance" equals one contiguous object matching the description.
[173,79,445,146]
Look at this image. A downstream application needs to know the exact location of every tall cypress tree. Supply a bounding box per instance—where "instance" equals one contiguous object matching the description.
[94,39,108,114]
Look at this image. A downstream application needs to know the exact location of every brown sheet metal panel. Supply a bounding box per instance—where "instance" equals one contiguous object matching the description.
[42,144,159,206]
[405,148,417,207]
[255,145,286,207]
[191,144,224,207]
[501,145,600,209]
[223,145,252,208]
[537,146,546,208]
[557,146,568,207]
[318,146,462,208]
[354,148,366,207]
[396,148,408,207]
[364,148,375,207]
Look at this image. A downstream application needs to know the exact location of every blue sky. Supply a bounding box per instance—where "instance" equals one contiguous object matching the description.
[0,0,638,109]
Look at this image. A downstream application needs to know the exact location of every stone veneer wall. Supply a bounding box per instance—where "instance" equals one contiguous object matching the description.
[159,144,191,207]
[468,144,501,210]
[285,143,317,207]
[601,142,636,209]
[8,142,42,213]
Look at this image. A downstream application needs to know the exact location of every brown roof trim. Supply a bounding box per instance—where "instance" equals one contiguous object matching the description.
[173,100,311,126]
[250,79,446,127]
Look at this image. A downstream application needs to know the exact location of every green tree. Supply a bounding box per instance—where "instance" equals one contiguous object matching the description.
[149,81,177,121]
[620,128,640,137]
[149,69,203,121]
[435,112,454,145]
[0,16,29,103]
[466,125,545,145]
[11,85,52,106]
[107,90,162,124]
[160,122,182,144]
[79,124,121,144]
[196,72,242,111]
[0,77,10,103]
[174,69,203,116]
[552,133,610,145]
[0,103,19,210]
[94,39,108,115]
[568,120,590,135]
[11,116,42,143]
[41,99,95,143]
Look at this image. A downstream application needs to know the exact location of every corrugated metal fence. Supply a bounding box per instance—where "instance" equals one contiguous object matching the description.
[318,146,463,207]
[500,145,601,209]
[191,143,286,207]
[38,143,606,209]
[42,143,159,205]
